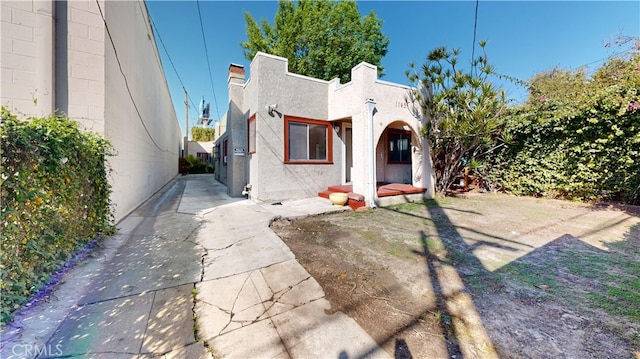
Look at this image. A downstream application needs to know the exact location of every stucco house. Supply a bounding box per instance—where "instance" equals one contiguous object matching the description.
[214,52,434,207]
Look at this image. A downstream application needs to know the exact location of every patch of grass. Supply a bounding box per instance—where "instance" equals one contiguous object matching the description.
[588,280,640,322]
[564,253,607,278]
[502,244,640,325]
[502,262,558,289]
[553,246,640,323]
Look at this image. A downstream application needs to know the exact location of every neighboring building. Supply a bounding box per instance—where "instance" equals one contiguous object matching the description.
[214,52,435,207]
[1,1,181,222]
[187,141,213,165]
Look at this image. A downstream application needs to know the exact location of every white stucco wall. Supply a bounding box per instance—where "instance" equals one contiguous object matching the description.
[328,62,434,200]
[1,1,181,222]
[217,52,435,204]
[247,53,342,201]
[187,141,213,158]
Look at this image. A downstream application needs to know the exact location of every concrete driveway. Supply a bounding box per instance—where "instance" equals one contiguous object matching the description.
[1,174,388,359]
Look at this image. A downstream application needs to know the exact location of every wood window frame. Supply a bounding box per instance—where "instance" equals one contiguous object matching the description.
[247,114,256,154]
[387,129,412,164]
[284,115,333,164]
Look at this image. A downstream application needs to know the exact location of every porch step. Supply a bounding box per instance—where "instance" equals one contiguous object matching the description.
[318,190,332,199]
[347,193,366,210]
[318,187,366,210]
[327,185,352,193]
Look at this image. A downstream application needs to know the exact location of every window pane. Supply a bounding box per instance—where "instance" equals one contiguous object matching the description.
[389,132,410,163]
[308,124,327,160]
[400,137,409,161]
[289,123,307,160]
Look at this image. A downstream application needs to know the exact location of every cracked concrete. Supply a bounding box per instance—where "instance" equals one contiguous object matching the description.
[0,175,210,359]
[0,175,389,359]
[193,181,390,358]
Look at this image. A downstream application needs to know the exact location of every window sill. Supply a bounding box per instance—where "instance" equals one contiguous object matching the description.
[284,160,334,165]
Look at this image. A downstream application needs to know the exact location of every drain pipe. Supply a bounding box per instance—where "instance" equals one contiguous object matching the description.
[35,1,55,116]
[365,98,377,208]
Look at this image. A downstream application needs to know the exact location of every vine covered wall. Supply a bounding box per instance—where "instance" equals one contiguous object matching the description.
[483,55,640,204]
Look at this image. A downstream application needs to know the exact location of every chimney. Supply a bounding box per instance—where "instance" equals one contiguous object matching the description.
[228,63,245,85]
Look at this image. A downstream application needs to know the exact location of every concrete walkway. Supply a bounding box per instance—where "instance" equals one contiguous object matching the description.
[1,174,389,359]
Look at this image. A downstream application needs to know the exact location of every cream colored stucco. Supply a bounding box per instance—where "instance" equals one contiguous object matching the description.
[215,52,435,205]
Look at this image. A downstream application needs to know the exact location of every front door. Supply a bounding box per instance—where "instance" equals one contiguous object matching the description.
[344,126,353,183]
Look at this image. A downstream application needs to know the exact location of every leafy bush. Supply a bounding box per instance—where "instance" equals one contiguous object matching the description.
[191,127,215,141]
[0,108,115,324]
[482,55,640,203]
[184,154,213,174]
[407,43,507,194]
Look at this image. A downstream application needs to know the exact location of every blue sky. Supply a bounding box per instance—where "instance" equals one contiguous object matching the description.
[145,1,639,138]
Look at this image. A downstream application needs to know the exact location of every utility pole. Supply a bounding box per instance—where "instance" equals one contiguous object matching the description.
[184,88,189,157]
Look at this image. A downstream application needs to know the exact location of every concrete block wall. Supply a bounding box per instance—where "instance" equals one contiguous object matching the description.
[1,1,182,222]
[57,0,106,133]
[1,1,55,117]
[103,1,180,221]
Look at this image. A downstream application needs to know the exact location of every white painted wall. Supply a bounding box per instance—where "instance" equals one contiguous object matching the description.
[1,1,181,222]
[103,1,180,221]
[1,1,55,117]
[187,141,213,159]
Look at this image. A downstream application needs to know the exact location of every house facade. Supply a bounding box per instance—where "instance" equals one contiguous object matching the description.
[215,52,434,207]
[1,1,181,222]
[187,141,214,165]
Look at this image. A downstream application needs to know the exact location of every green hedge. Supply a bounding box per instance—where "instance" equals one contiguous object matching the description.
[191,127,215,141]
[0,108,115,324]
[482,56,640,203]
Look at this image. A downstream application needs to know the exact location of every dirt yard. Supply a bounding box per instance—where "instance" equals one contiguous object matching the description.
[271,193,640,359]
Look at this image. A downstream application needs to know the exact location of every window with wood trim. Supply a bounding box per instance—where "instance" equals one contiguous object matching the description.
[284,116,332,164]
[388,130,411,163]
[247,115,256,154]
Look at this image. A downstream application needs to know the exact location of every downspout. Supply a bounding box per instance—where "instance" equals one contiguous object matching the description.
[35,0,55,116]
[365,98,377,208]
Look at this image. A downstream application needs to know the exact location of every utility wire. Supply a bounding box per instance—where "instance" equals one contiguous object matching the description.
[146,3,199,115]
[471,0,479,74]
[571,48,634,71]
[196,0,221,121]
[96,0,177,155]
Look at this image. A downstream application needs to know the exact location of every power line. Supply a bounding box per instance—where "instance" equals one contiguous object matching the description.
[95,0,177,155]
[145,3,200,115]
[196,0,221,121]
[471,0,479,73]
[571,48,635,71]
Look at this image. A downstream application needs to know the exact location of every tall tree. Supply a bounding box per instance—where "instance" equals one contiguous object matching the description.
[241,0,389,82]
[407,42,507,195]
